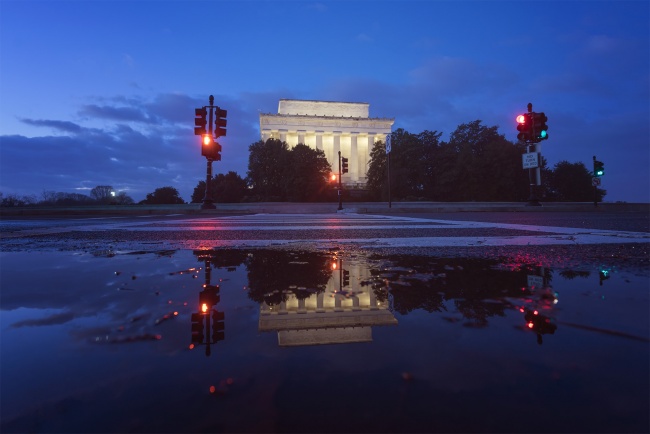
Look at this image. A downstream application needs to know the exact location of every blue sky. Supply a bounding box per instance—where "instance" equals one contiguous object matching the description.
[1,0,648,203]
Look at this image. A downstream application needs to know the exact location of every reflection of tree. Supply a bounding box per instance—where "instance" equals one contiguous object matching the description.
[192,249,249,269]
[368,255,531,326]
[245,251,332,305]
[559,270,590,280]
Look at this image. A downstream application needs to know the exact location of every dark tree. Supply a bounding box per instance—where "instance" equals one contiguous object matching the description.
[144,186,185,204]
[438,120,528,201]
[365,140,388,200]
[90,185,114,204]
[546,160,606,201]
[285,144,332,201]
[192,172,252,203]
[213,171,248,203]
[246,139,291,201]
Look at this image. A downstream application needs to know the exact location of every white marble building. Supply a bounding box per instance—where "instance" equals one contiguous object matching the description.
[259,99,394,185]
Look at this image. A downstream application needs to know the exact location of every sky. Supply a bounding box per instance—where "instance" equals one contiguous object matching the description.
[1,0,648,203]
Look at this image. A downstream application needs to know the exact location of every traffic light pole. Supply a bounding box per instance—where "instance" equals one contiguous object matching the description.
[201,96,217,210]
[525,103,541,207]
[201,159,216,209]
[593,155,598,208]
[337,151,343,211]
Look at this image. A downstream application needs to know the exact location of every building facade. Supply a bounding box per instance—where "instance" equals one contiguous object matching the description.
[259,99,394,185]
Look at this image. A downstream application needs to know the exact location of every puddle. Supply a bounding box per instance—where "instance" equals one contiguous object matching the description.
[1,249,648,433]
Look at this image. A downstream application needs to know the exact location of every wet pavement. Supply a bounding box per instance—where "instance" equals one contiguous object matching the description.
[1,246,648,433]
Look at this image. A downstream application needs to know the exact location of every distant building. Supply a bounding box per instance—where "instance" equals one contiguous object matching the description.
[259,99,394,185]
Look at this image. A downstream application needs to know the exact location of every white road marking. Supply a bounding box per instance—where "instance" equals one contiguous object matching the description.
[3,213,648,247]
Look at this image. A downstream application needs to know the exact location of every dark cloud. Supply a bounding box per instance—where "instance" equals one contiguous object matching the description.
[20,118,83,133]
[79,104,157,124]
[11,311,75,328]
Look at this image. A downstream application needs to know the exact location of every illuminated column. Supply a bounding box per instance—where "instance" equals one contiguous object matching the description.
[366,134,375,169]
[316,132,323,151]
[316,292,325,313]
[279,130,287,143]
[350,134,359,182]
[298,130,306,145]
[298,297,306,314]
[323,133,334,168]
[333,133,341,168]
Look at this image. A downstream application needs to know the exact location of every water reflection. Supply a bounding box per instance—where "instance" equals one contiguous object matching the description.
[185,250,567,347]
[189,252,226,356]
[1,249,647,433]
[257,256,398,346]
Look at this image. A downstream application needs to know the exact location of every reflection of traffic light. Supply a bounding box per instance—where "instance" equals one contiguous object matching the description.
[191,313,205,343]
[533,112,548,142]
[342,270,350,287]
[341,157,349,174]
[599,268,610,286]
[516,113,532,142]
[194,108,207,135]
[214,107,227,138]
[211,310,225,343]
[524,309,557,345]
[594,160,604,177]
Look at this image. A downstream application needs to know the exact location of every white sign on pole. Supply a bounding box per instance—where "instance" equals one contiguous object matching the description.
[522,152,539,169]
[527,275,544,289]
[385,135,391,154]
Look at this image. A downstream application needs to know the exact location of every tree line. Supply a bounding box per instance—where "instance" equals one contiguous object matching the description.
[193,120,605,203]
[2,119,606,207]
[1,185,186,207]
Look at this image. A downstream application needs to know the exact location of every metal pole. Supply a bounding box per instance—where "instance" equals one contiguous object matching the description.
[201,159,216,209]
[388,150,392,208]
[201,95,217,210]
[593,155,598,207]
[526,103,541,206]
[337,151,343,211]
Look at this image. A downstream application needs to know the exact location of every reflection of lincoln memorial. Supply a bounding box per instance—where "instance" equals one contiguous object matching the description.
[259,261,398,346]
[259,99,394,186]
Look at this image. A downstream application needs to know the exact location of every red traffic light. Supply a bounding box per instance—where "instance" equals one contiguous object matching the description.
[202,135,212,146]
[516,114,527,124]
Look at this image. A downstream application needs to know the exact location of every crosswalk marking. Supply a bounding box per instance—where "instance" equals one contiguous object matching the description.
[3,213,648,247]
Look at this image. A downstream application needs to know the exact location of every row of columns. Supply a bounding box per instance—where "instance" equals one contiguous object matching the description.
[262,289,382,314]
[261,130,384,184]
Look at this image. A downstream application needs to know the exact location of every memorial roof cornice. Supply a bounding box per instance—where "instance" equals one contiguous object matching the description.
[260,112,395,122]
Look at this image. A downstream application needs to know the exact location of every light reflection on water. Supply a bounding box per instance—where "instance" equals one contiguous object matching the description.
[0,249,648,433]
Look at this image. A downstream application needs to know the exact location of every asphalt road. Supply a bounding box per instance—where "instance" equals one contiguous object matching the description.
[1,210,648,270]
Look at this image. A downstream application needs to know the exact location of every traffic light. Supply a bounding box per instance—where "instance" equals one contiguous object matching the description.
[211,310,225,343]
[516,113,532,142]
[194,108,207,136]
[594,160,604,177]
[191,312,205,344]
[341,157,349,174]
[533,112,548,142]
[214,107,227,138]
[342,270,350,287]
[201,135,222,161]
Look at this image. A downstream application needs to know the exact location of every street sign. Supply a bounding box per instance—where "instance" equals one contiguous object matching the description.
[522,152,539,169]
[592,177,601,186]
[527,275,544,289]
[385,136,391,154]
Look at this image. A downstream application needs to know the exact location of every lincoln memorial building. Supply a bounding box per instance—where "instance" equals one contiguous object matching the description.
[259,99,394,186]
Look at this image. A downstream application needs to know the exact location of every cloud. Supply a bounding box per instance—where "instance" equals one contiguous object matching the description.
[20,119,83,134]
[79,104,156,124]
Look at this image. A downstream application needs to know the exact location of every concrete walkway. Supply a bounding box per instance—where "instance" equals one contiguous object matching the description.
[1,201,647,217]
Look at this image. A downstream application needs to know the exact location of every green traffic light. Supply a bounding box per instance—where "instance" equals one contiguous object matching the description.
[540,130,547,139]
[596,170,604,176]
